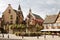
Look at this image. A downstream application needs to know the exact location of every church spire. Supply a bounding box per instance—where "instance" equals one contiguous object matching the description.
[18,4,21,11]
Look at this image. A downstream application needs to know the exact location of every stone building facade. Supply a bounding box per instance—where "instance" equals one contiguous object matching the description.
[2,4,24,25]
[1,4,24,33]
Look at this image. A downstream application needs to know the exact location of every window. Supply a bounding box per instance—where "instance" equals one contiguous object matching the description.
[43,24,47,29]
[58,23,60,26]
[19,16,20,17]
[52,26,55,29]
[10,21,13,24]
[58,26,60,29]
[57,23,60,29]
[10,15,13,19]
[53,23,57,27]
[9,9,11,13]
[53,23,57,29]
[47,24,49,27]
[47,24,51,29]
[45,25,48,29]
[50,24,52,27]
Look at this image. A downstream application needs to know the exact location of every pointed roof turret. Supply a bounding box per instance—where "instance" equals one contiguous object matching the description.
[18,4,21,11]
[17,4,24,19]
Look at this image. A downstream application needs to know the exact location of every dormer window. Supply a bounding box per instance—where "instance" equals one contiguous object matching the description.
[9,9,11,13]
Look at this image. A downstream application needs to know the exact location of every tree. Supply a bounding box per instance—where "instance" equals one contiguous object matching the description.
[10,24,26,32]
[36,23,43,32]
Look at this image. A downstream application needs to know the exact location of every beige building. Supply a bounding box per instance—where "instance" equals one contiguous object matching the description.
[0,18,2,27]
[41,12,60,35]
[43,12,60,29]
[2,4,24,25]
[1,4,24,33]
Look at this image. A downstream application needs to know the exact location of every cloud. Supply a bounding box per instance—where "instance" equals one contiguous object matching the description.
[0,0,60,19]
[46,0,56,4]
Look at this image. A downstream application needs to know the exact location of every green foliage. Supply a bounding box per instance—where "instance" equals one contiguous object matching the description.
[15,32,42,36]
[10,24,26,29]
[19,24,26,29]
[46,32,52,35]
[36,23,43,31]
[15,32,25,36]
[42,32,46,35]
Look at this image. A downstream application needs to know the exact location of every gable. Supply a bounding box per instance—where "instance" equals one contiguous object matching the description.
[3,4,16,16]
[2,4,17,24]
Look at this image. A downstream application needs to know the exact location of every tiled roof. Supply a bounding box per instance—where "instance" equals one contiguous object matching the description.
[44,15,58,24]
[13,9,17,13]
[33,14,43,19]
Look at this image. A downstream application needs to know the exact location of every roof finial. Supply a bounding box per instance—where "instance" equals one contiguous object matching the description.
[8,4,11,6]
[29,8,32,14]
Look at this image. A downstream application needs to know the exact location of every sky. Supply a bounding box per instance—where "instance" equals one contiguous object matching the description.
[0,0,60,19]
